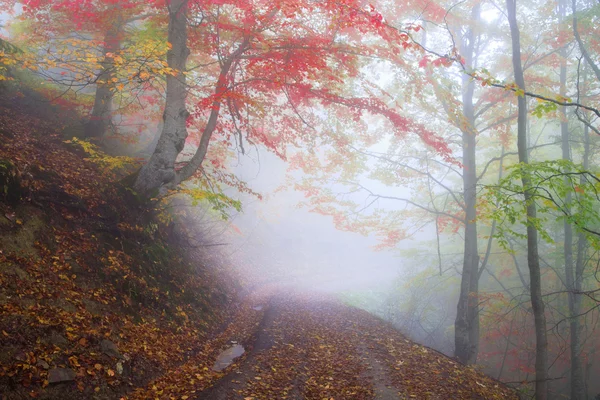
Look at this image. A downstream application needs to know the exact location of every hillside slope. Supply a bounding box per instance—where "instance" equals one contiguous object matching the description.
[0,91,517,399]
[0,90,239,399]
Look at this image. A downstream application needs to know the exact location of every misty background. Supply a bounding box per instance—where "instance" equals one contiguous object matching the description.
[2,1,599,398]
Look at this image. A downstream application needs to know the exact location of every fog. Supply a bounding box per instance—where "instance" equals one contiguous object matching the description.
[2,1,599,398]
[169,132,464,360]
[229,150,403,292]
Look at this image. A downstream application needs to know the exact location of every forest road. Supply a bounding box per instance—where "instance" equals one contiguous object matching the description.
[197,292,400,399]
[195,291,517,400]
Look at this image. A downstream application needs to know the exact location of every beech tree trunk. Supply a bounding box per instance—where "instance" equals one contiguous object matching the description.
[558,0,585,396]
[572,123,589,400]
[133,0,250,196]
[571,75,590,400]
[561,62,585,400]
[570,0,597,393]
[506,1,548,398]
[84,23,122,138]
[454,3,481,365]
[133,4,251,197]
[134,0,190,195]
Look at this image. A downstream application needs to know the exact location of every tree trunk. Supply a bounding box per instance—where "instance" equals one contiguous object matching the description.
[572,78,590,400]
[558,0,585,396]
[84,23,122,138]
[134,0,190,196]
[506,0,548,398]
[455,3,481,366]
[570,176,586,400]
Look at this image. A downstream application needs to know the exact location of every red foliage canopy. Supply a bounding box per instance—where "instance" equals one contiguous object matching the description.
[178,0,453,167]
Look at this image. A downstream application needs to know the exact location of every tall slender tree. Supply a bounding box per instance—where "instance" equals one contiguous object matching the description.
[506,0,548,397]
[454,3,482,365]
[85,13,124,138]
[557,0,585,396]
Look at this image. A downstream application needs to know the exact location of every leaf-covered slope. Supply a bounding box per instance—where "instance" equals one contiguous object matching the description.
[0,91,238,399]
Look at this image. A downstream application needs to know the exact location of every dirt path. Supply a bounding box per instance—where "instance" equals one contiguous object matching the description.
[197,298,286,399]
[191,292,517,400]
[357,343,401,400]
[129,289,517,399]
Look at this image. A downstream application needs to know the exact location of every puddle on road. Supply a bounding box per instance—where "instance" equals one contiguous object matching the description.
[212,344,245,371]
